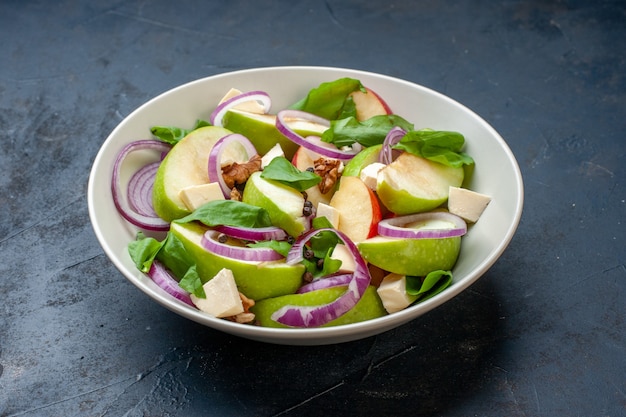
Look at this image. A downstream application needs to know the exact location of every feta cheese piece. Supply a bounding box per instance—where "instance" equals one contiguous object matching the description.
[359,162,386,190]
[316,202,340,229]
[218,88,266,114]
[190,268,244,317]
[261,143,285,168]
[329,244,357,273]
[376,273,418,313]
[179,182,225,211]
[447,186,492,223]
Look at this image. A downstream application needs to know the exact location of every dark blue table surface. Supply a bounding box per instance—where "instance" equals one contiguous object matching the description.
[1,1,624,416]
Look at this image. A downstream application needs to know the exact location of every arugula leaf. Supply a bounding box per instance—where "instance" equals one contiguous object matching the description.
[394,129,474,167]
[321,114,414,148]
[150,119,212,145]
[128,232,165,273]
[247,240,293,257]
[289,78,363,120]
[260,156,321,192]
[405,270,453,302]
[174,200,272,228]
[178,265,205,298]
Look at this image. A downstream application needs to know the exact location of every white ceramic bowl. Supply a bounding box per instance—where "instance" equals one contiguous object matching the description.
[88,66,523,345]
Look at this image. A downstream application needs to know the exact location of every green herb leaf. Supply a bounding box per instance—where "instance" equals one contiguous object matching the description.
[320,247,342,276]
[309,229,341,259]
[247,240,293,257]
[174,200,272,228]
[150,119,212,145]
[311,216,334,229]
[394,129,474,167]
[289,78,363,120]
[155,232,195,280]
[178,265,205,298]
[405,270,453,303]
[128,232,165,273]
[321,114,414,148]
[260,156,321,192]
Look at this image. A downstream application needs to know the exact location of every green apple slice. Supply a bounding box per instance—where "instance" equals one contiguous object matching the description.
[222,108,328,161]
[152,126,233,222]
[357,235,461,276]
[170,221,304,300]
[251,286,387,328]
[376,152,464,214]
[342,144,382,177]
[242,171,308,238]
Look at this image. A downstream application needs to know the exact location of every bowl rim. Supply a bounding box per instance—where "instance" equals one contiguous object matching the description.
[88,65,524,345]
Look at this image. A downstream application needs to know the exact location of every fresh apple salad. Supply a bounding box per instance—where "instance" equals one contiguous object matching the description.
[112,78,491,328]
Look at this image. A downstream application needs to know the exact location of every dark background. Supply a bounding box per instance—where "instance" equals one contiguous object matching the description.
[1,1,624,416]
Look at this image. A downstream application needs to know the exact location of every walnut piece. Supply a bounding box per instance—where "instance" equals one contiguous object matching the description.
[230,187,242,201]
[314,157,341,194]
[222,154,262,189]
[226,292,256,324]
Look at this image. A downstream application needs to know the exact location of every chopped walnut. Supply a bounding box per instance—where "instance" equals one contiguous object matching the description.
[225,292,256,324]
[314,157,341,194]
[222,154,262,189]
[230,187,242,201]
[232,312,255,324]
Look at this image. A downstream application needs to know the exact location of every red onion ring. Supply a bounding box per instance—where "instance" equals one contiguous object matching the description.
[112,140,171,231]
[378,211,467,239]
[201,230,284,262]
[379,126,406,164]
[296,273,353,294]
[127,161,160,217]
[273,228,371,327]
[148,260,194,306]
[276,110,359,161]
[210,90,272,127]
[213,224,287,242]
[207,133,258,198]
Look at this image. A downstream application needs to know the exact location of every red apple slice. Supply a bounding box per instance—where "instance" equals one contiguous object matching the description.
[349,87,392,121]
[329,176,382,243]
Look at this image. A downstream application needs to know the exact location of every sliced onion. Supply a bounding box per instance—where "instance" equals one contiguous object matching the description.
[296,273,353,294]
[210,90,272,127]
[112,140,171,231]
[273,228,371,327]
[148,260,194,306]
[201,230,284,262]
[213,224,287,242]
[127,161,160,216]
[207,133,258,198]
[276,110,359,161]
[378,211,467,239]
[379,126,406,164]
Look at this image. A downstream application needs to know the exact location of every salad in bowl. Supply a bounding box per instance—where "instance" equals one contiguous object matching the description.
[88,67,523,345]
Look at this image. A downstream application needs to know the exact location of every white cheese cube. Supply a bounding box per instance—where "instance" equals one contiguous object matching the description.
[179,182,225,211]
[190,268,244,317]
[218,88,266,114]
[447,186,492,223]
[329,244,357,273]
[261,143,285,168]
[316,202,340,229]
[359,162,386,190]
[376,273,418,313]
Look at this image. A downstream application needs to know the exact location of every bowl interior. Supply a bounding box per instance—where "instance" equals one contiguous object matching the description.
[88,66,523,345]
